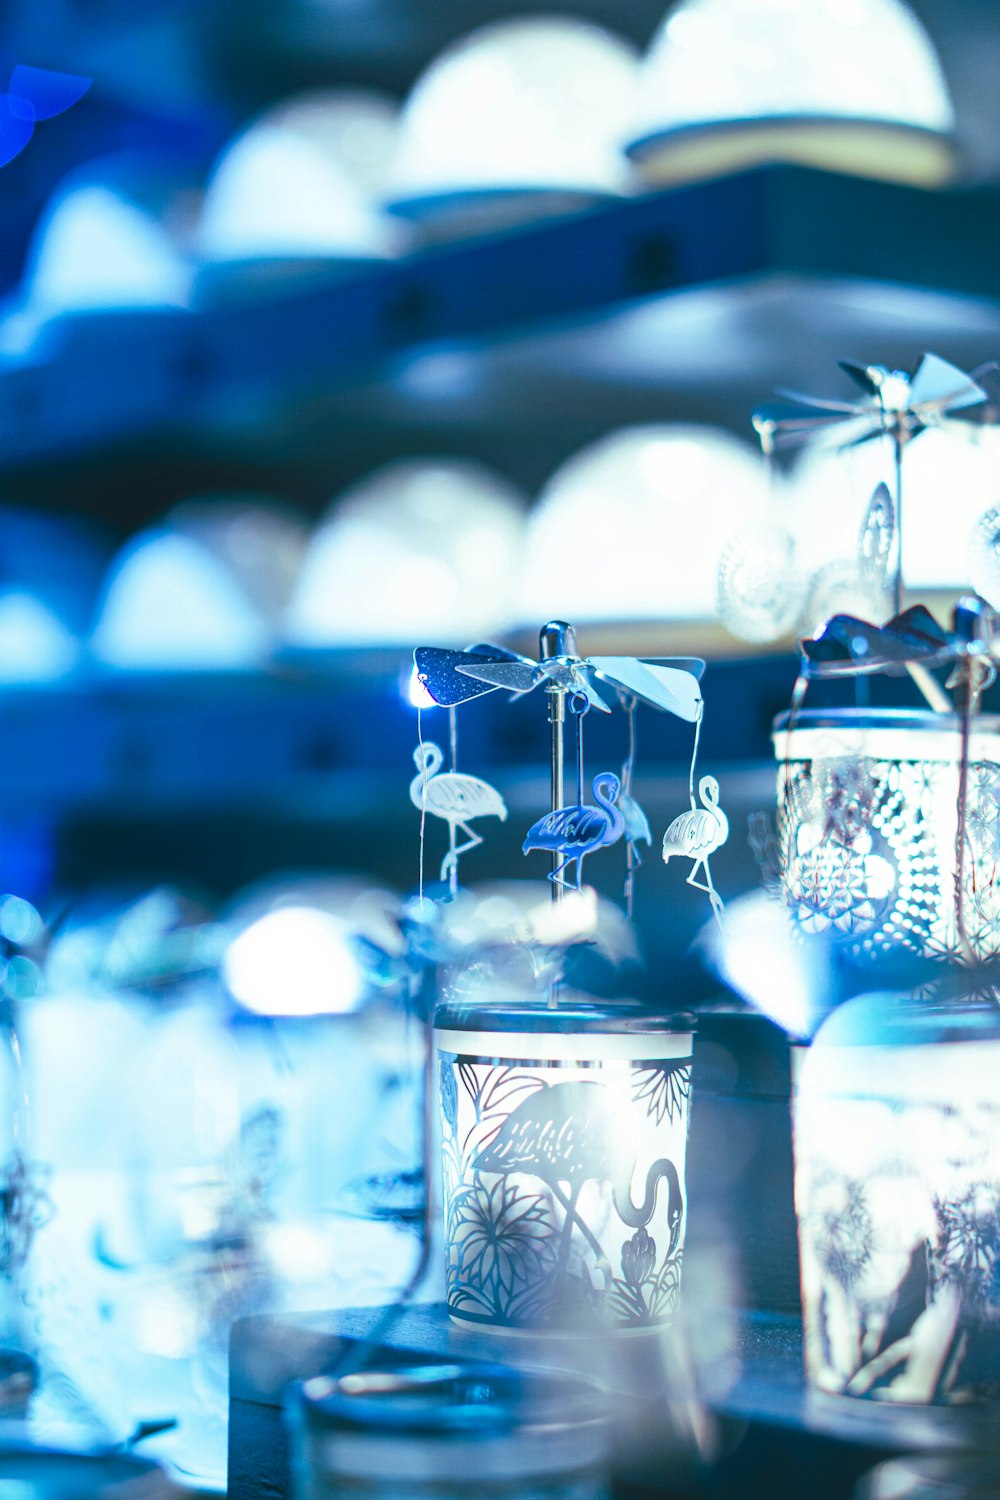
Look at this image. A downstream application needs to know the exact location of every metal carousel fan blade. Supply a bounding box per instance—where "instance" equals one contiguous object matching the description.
[838,359,883,395]
[907,352,986,413]
[773,388,863,414]
[455,659,540,693]
[802,606,953,676]
[413,646,504,706]
[589,656,703,720]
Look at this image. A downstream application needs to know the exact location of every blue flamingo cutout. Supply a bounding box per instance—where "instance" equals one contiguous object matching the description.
[522,771,624,889]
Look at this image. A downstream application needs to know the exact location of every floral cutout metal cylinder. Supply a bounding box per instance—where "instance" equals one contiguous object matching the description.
[774,708,1000,963]
[434,1002,693,1332]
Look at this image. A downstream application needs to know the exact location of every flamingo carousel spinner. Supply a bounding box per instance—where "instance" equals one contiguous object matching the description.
[411,621,728,1331]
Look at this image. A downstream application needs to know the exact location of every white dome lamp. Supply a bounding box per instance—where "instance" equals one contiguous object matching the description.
[518,424,772,627]
[197,89,405,297]
[23,156,197,315]
[386,16,639,240]
[92,497,308,671]
[285,460,528,647]
[627,0,955,189]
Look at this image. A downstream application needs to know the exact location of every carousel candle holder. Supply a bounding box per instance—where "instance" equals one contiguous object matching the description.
[773,599,1000,967]
[410,621,724,1333]
[435,999,693,1332]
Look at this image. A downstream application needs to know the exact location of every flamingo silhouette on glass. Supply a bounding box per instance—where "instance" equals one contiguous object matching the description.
[472,1078,682,1287]
[661,775,728,918]
[410,741,507,885]
[522,772,624,889]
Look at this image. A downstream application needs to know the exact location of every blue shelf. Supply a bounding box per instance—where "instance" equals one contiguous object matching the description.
[4,167,1000,471]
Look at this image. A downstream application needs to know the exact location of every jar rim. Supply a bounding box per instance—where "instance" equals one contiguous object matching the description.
[433,999,694,1034]
[773,706,1000,736]
[293,1363,608,1437]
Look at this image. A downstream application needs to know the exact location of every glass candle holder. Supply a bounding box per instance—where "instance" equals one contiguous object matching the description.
[434,1001,693,1332]
[773,709,1000,964]
[287,1363,611,1500]
[794,991,1000,1404]
[0,1440,181,1498]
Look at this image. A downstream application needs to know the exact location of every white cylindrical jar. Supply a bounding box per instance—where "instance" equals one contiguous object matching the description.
[434,1001,693,1333]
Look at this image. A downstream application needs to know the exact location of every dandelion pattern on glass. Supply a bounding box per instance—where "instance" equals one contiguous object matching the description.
[796,1087,1000,1403]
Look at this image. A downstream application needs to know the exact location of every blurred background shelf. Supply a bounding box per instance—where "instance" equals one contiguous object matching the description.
[3,166,1000,520]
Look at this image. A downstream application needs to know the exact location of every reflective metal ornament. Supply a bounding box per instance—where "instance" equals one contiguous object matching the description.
[410,742,508,884]
[661,776,729,923]
[716,524,805,642]
[858,480,895,592]
[522,772,625,890]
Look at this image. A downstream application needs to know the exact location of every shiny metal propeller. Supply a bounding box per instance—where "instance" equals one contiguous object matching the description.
[414,643,705,722]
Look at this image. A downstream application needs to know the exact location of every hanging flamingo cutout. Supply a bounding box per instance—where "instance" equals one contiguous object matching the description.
[410,741,507,892]
[662,775,729,926]
[523,772,625,890]
[752,353,999,615]
[522,693,624,890]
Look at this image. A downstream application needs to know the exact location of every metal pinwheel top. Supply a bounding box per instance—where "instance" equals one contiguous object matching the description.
[413,622,705,723]
[752,352,998,454]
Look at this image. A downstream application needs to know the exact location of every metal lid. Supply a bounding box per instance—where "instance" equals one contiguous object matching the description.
[293,1363,607,1439]
[817,991,1000,1049]
[773,707,1000,736]
[434,998,693,1035]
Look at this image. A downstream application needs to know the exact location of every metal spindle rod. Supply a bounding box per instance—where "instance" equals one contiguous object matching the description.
[540,621,576,904]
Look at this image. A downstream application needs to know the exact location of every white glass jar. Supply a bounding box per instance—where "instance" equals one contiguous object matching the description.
[434,1000,693,1332]
[795,991,1000,1404]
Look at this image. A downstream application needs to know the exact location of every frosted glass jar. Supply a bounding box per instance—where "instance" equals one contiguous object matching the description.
[434,1001,693,1332]
[795,993,1000,1404]
[288,1364,610,1500]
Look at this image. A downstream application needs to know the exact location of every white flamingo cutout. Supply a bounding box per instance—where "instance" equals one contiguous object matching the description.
[661,775,728,919]
[410,741,507,883]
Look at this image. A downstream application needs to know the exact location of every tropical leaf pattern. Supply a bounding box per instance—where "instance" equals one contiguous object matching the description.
[438,1049,690,1329]
[631,1060,692,1126]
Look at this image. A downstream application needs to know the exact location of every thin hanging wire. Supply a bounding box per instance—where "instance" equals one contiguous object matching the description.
[688,699,704,810]
[622,694,638,918]
[416,707,427,905]
[447,706,459,899]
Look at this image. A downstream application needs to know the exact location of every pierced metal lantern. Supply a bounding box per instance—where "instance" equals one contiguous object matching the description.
[434,1002,693,1333]
[795,992,1000,1404]
[773,709,1000,964]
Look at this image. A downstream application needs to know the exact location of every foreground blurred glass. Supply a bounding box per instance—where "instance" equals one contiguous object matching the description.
[19,883,423,1485]
[0,1440,181,1498]
[288,1364,611,1500]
